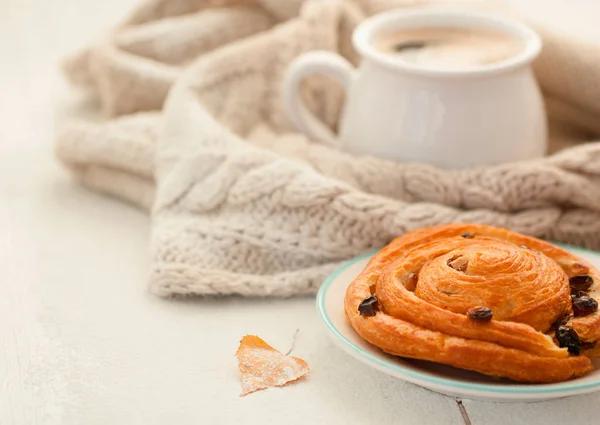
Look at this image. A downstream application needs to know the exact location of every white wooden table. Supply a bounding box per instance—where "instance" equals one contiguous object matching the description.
[1,0,600,423]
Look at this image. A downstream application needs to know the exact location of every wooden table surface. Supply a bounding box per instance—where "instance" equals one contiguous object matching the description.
[1,0,600,423]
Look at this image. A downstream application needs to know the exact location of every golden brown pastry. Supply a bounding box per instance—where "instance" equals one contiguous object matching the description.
[344,223,600,382]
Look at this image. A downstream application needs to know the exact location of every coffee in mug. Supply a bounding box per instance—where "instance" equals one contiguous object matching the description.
[283,9,546,168]
[373,27,525,70]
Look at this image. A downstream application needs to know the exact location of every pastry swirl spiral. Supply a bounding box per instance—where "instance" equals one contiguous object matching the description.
[344,224,600,382]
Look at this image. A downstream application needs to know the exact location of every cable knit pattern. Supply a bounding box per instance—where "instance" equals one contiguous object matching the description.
[56,0,600,297]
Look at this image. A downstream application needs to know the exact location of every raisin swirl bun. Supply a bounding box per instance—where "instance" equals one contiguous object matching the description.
[344,224,600,382]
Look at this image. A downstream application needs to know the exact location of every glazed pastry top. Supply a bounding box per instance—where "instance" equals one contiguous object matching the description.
[344,223,600,382]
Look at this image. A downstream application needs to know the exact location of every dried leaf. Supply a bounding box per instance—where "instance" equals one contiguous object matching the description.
[236,335,309,396]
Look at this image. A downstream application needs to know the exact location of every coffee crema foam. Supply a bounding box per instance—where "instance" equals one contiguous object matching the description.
[374,27,525,70]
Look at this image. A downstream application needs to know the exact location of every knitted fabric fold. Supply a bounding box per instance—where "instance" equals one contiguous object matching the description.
[57,0,600,297]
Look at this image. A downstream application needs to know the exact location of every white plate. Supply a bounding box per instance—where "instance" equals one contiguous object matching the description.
[316,244,600,402]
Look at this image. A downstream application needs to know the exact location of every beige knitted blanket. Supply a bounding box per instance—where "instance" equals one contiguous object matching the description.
[56,0,600,297]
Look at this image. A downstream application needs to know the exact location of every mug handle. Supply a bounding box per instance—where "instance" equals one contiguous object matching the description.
[283,51,357,148]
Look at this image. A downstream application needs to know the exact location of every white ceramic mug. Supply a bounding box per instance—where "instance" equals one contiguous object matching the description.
[282,9,546,168]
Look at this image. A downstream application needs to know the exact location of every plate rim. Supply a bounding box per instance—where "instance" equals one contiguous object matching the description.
[316,242,600,395]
